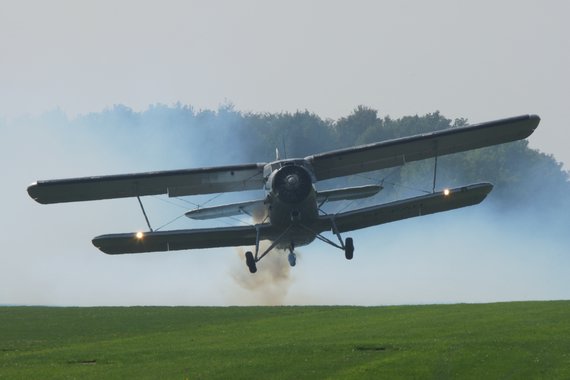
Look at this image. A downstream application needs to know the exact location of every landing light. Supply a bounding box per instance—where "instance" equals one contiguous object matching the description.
[443,188,451,196]
[135,231,144,239]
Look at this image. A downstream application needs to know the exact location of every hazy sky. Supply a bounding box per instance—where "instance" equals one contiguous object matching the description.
[1,1,568,306]
[1,0,569,165]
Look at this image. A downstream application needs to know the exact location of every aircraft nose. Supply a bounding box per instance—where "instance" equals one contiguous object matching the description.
[285,174,299,190]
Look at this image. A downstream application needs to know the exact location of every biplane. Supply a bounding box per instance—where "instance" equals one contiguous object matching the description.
[28,114,540,273]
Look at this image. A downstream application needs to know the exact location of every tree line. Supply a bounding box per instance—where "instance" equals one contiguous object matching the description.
[73,103,569,218]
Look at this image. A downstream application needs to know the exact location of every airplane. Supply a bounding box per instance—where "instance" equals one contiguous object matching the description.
[27,114,540,273]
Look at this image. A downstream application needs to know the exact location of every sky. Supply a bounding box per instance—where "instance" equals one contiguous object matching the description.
[1,1,568,306]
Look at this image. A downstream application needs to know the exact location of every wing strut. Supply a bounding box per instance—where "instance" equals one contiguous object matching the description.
[137,196,154,232]
[255,225,293,261]
[245,224,294,273]
[301,215,346,251]
[431,140,439,193]
[432,154,438,193]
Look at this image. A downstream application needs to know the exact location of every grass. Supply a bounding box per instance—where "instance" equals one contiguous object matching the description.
[1,301,569,379]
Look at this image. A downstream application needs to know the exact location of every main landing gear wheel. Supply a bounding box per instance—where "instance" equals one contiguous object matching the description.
[245,251,257,273]
[344,237,354,260]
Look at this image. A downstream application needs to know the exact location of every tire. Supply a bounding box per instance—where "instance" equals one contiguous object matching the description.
[248,263,257,274]
[288,252,296,267]
[345,237,354,260]
[245,251,257,273]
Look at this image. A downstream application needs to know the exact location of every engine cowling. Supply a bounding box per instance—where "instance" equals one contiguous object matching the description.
[271,164,313,204]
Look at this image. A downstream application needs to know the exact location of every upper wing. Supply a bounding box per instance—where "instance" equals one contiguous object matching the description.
[316,183,493,233]
[27,163,266,204]
[92,224,276,254]
[307,114,540,181]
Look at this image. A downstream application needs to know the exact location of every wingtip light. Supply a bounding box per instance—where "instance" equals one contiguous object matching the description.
[135,231,144,239]
[443,188,451,196]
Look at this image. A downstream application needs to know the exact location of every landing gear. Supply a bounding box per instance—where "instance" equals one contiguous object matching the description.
[344,237,354,260]
[245,251,257,273]
[243,218,356,272]
[305,218,355,261]
[288,252,296,266]
[243,224,299,273]
[288,245,297,267]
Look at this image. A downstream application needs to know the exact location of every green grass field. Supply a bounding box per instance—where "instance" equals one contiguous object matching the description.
[1,301,569,379]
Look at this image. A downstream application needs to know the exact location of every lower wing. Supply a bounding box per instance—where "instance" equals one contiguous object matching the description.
[317,183,493,233]
[92,224,276,254]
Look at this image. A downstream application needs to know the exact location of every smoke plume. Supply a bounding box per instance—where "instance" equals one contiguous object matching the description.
[230,244,294,305]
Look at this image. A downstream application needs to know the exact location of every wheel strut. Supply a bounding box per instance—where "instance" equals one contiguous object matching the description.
[244,225,293,273]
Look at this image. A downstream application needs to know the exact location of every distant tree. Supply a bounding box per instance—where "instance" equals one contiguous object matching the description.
[335,105,381,147]
[70,104,569,221]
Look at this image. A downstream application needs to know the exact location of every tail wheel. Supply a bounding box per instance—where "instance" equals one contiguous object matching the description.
[344,237,354,260]
[245,251,257,273]
[288,252,296,267]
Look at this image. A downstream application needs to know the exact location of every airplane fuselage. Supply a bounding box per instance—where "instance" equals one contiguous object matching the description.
[264,160,319,249]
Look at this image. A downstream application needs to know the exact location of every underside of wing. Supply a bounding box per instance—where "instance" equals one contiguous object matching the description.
[28,163,266,204]
[185,199,267,220]
[317,183,493,233]
[316,184,382,204]
[92,224,275,254]
[307,115,540,181]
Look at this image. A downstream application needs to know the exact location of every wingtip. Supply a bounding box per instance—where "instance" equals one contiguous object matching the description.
[529,114,541,126]
[479,181,494,193]
[447,182,494,197]
[92,235,115,255]
[475,182,494,197]
[526,114,541,138]
[472,182,494,205]
[26,182,43,204]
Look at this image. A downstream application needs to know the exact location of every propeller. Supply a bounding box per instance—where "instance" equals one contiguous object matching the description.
[272,165,312,203]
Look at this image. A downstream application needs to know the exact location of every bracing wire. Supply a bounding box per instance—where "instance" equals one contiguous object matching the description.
[150,195,193,209]
[382,180,431,195]
[151,191,227,211]
[155,213,187,231]
[150,191,259,231]
[355,166,432,196]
